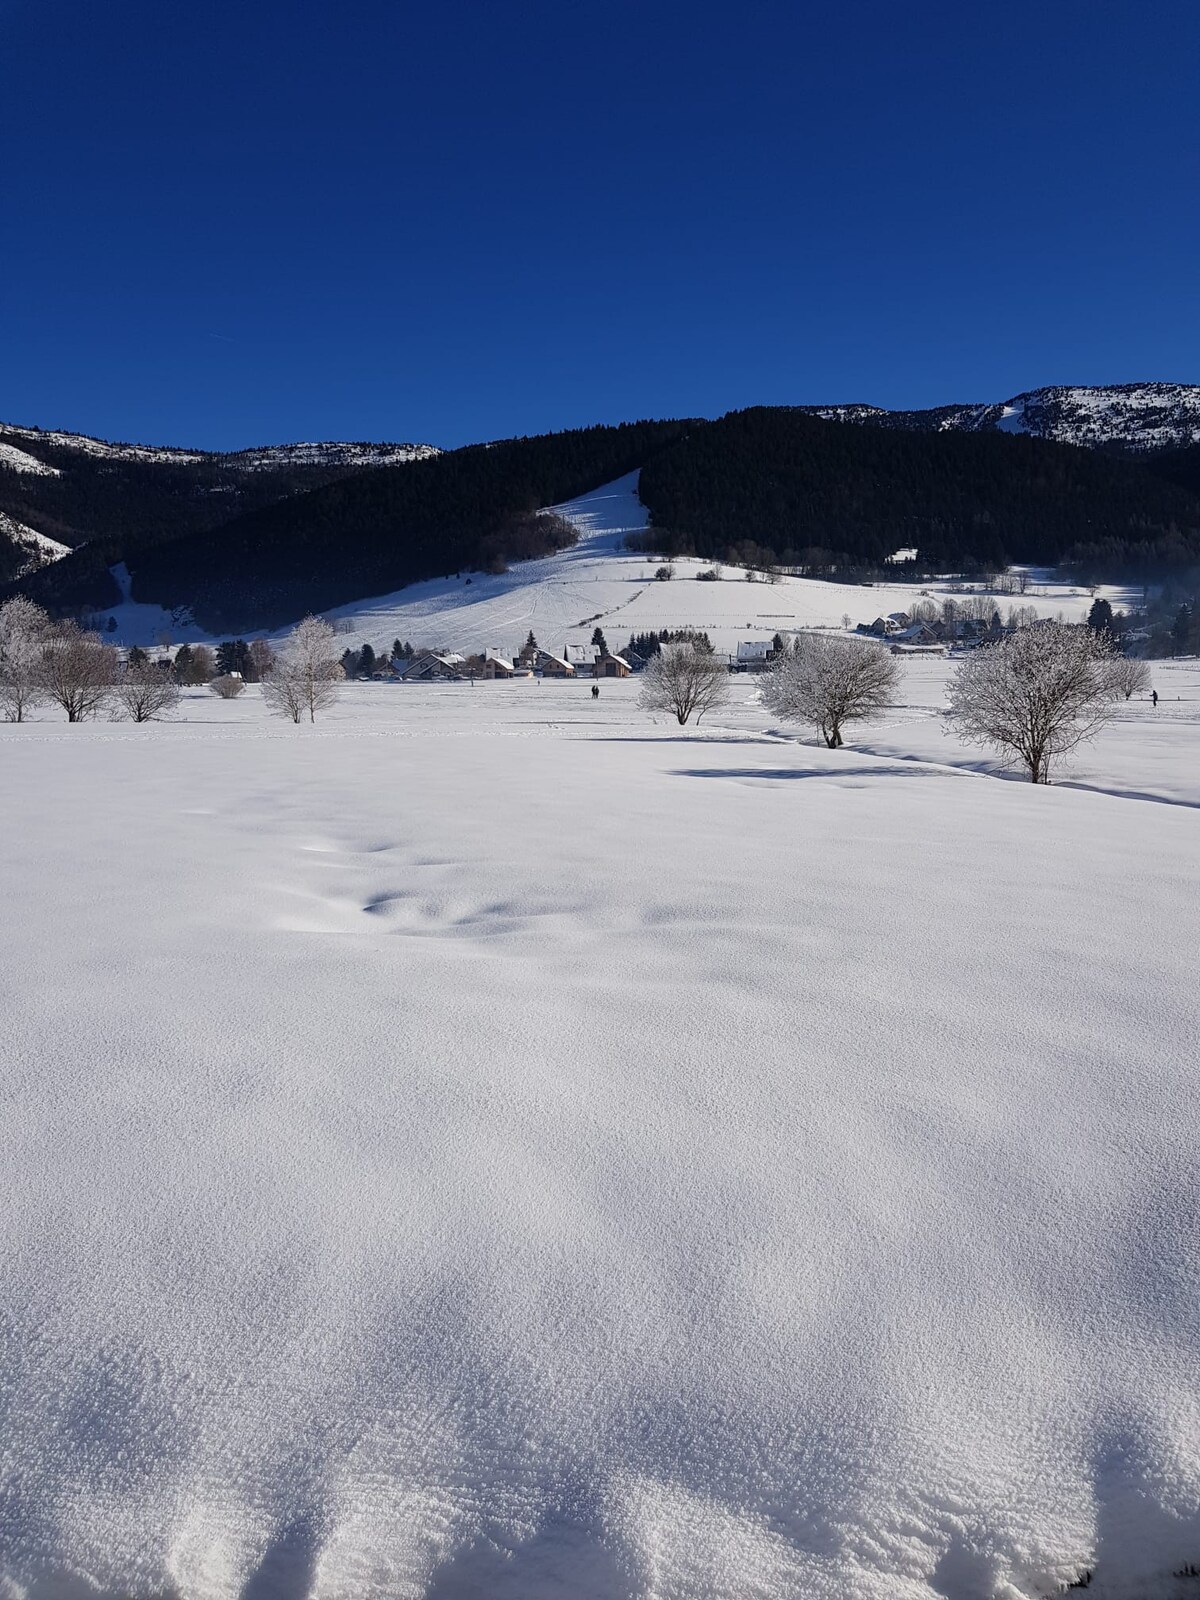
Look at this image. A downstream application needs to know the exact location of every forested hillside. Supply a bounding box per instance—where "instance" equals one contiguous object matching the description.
[110,421,690,630]
[7,407,1200,629]
[635,409,1200,577]
[0,434,435,600]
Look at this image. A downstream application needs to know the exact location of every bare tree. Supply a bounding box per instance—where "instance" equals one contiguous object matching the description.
[208,673,246,699]
[262,615,343,723]
[762,633,901,748]
[0,596,50,722]
[1106,655,1151,701]
[37,622,118,722]
[112,660,181,721]
[945,621,1117,783]
[174,643,216,685]
[248,638,275,682]
[639,642,730,726]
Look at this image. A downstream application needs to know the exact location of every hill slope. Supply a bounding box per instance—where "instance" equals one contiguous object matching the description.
[82,421,692,633]
[0,423,438,588]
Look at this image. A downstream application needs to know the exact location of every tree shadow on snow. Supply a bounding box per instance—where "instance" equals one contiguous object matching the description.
[240,1518,321,1600]
[672,764,953,782]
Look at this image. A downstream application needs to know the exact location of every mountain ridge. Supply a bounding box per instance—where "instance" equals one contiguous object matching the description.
[4,387,1200,629]
[797,381,1200,451]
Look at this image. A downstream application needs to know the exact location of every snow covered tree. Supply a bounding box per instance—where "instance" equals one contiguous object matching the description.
[945,621,1118,783]
[262,615,343,724]
[1106,655,1151,701]
[208,673,246,699]
[639,642,729,726]
[0,596,51,722]
[761,634,900,749]
[37,621,117,722]
[112,661,181,721]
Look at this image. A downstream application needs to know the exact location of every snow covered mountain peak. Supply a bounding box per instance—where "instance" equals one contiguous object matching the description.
[805,382,1200,451]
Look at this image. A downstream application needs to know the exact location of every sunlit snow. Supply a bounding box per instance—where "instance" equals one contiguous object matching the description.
[1,661,1198,1599]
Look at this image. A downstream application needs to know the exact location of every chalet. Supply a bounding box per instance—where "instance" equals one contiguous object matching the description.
[735,640,773,671]
[400,650,466,682]
[593,652,631,678]
[536,651,575,677]
[563,644,599,668]
[481,651,515,679]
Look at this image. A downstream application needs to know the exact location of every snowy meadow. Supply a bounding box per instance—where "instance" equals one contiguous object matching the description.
[2,666,1199,1599]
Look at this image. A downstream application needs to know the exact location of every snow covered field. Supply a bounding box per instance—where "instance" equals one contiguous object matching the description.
[2,666,1199,1600]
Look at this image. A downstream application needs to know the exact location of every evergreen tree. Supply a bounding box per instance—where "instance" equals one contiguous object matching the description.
[358,643,376,677]
[127,645,148,667]
[217,639,251,676]
[591,626,608,656]
[1172,604,1193,655]
[340,647,361,678]
[1087,597,1115,634]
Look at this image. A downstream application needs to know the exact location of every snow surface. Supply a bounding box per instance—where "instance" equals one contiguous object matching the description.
[2,662,1199,1599]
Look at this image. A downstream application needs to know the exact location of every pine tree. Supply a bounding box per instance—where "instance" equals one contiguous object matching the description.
[127,645,148,667]
[358,643,376,677]
[591,626,608,656]
[217,639,251,676]
[1087,597,1115,634]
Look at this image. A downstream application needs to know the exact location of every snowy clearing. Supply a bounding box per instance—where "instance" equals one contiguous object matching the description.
[2,664,1198,1599]
[311,474,1139,659]
[94,472,1140,652]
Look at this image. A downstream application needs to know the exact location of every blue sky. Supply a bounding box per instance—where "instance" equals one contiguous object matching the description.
[2,0,1197,450]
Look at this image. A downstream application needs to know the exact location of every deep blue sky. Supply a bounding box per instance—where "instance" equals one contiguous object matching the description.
[2,0,1197,450]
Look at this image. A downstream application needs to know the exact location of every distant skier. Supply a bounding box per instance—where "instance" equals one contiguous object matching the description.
[1152,689,1159,708]
[592,684,600,699]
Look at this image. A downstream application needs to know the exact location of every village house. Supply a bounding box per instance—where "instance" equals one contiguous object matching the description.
[735,640,773,671]
[593,652,631,678]
[481,650,514,679]
[399,650,466,682]
[536,650,575,677]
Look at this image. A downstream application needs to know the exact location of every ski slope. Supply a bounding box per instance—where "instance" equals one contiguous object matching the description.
[96,471,1140,651]
[1,667,1198,1599]
[318,473,1134,657]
